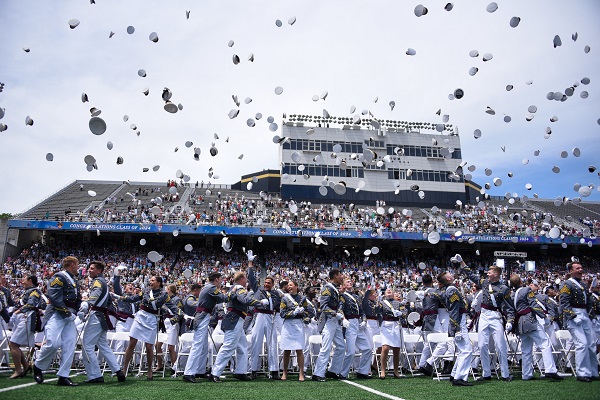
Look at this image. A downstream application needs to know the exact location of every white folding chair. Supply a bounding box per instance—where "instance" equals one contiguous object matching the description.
[555,330,576,375]
[173,332,194,376]
[308,335,322,373]
[426,332,454,381]
[106,331,131,373]
[402,334,424,376]
[0,329,12,372]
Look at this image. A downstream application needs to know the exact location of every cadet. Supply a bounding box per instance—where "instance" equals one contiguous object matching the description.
[458,255,514,381]
[312,268,345,382]
[8,275,41,379]
[79,261,126,383]
[418,274,448,376]
[183,273,229,383]
[247,250,281,380]
[437,270,473,387]
[339,278,372,379]
[34,256,82,386]
[559,262,599,382]
[209,271,268,382]
[510,274,562,381]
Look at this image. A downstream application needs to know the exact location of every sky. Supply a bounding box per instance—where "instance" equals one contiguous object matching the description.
[0,0,599,214]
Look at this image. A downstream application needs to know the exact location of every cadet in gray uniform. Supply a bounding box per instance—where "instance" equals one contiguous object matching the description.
[559,262,599,382]
[438,270,473,387]
[418,274,446,376]
[79,261,126,383]
[509,274,562,381]
[8,275,41,379]
[209,271,268,382]
[458,257,515,381]
[183,273,229,383]
[339,277,372,379]
[312,268,346,382]
[117,276,183,380]
[112,270,139,363]
[34,256,82,386]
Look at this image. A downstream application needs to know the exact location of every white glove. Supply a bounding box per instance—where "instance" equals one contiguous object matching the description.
[359,321,367,329]
[110,292,121,301]
[454,332,463,342]
[113,267,121,277]
[573,316,583,326]
[455,254,463,263]
[335,312,344,321]
[79,301,89,314]
[66,313,77,322]
[246,250,256,261]
[183,314,194,321]
[342,319,350,328]
[293,307,305,316]
[392,309,402,318]
[505,322,513,333]
[260,298,269,307]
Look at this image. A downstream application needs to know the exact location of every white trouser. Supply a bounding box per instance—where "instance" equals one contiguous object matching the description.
[82,314,121,379]
[520,325,557,379]
[478,308,509,378]
[450,314,472,381]
[35,313,77,377]
[567,309,599,378]
[249,312,278,372]
[184,314,211,376]
[211,319,248,377]
[340,319,372,377]
[313,317,345,377]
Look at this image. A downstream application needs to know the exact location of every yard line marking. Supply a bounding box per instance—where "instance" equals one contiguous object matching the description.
[0,377,59,392]
[341,379,407,400]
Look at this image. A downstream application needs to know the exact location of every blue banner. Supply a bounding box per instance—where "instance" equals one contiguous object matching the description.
[7,219,599,245]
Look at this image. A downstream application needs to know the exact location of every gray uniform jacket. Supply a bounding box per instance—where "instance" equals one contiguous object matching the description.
[87,274,113,331]
[442,285,467,337]
[513,286,545,335]
[559,277,591,321]
[340,292,364,321]
[221,285,262,331]
[44,270,82,324]
[248,267,281,313]
[421,287,444,332]
[19,287,43,332]
[281,293,316,322]
[113,275,139,316]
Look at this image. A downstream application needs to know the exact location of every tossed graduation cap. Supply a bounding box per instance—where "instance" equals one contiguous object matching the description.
[228,109,239,119]
[486,2,498,12]
[164,101,178,113]
[584,45,590,53]
[503,116,511,123]
[414,4,428,17]
[232,55,240,65]
[275,19,282,27]
[427,231,440,244]
[469,67,478,76]
[485,107,495,115]
[138,69,146,77]
[127,26,135,34]
[89,117,106,135]
[68,19,80,29]
[444,3,454,11]
[149,32,159,43]
[209,143,218,156]
[473,129,482,139]
[274,86,283,95]
[506,84,513,91]
[248,53,254,62]
[46,153,53,161]
[246,118,255,127]
[81,93,89,102]
[553,35,562,48]
[88,190,96,197]
[482,53,493,61]
[552,166,560,173]
[288,16,296,25]
[509,17,520,28]
[406,48,416,56]
[84,154,96,165]
[142,167,149,172]
[25,116,34,126]
[116,156,123,165]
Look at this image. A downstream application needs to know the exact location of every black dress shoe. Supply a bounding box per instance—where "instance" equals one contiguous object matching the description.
[84,377,104,384]
[250,371,258,380]
[476,376,492,382]
[116,370,126,382]
[183,375,196,383]
[544,373,563,381]
[577,377,592,383]
[311,375,326,382]
[269,371,281,380]
[502,376,513,382]
[195,373,207,379]
[522,376,536,381]
[209,374,221,383]
[356,373,372,380]
[57,377,79,386]
[449,376,454,382]
[234,374,252,381]
[33,365,44,384]
[419,363,434,376]
[325,371,340,379]
[452,379,473,387]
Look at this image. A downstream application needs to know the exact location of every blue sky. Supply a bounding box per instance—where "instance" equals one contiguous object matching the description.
[0,0,599,214]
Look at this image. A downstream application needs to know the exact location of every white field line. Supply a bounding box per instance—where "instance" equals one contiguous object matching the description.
[341,379,407,400]
[0,372,85,393]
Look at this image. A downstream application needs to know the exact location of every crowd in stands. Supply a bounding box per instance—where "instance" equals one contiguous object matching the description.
[2,239,599,305]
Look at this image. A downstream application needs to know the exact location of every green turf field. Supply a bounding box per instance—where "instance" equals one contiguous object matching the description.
[0,370,597,400]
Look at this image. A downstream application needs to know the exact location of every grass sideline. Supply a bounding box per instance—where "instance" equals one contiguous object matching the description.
[0,371,598,400]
